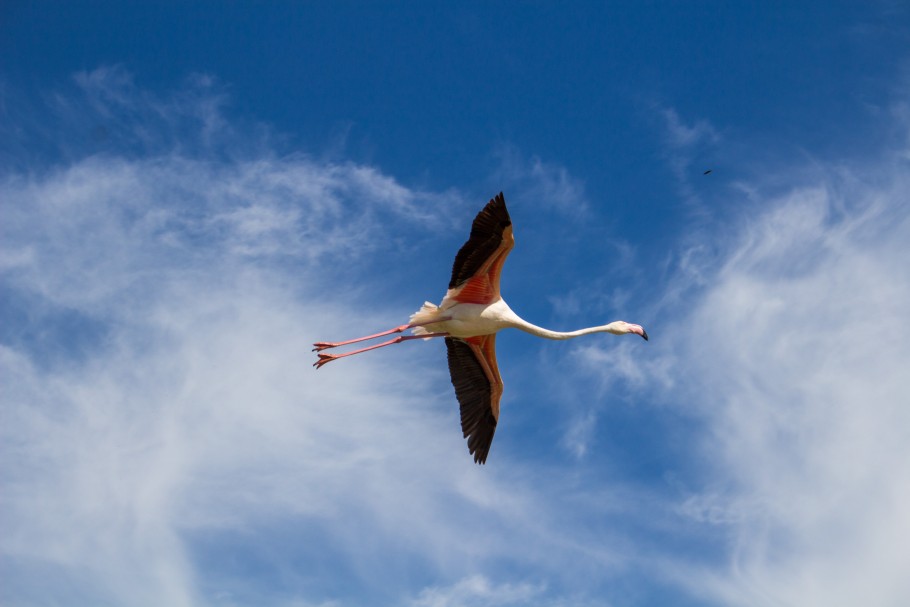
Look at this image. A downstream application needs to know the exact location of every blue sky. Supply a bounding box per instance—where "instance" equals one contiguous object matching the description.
[3,2,910,606]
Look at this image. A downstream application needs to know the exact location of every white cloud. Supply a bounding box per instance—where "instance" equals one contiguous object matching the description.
[653,107,724,218]
[411,575,546,607]
[657,161,910,606]
[661,107,720,151]
[4,141,559,605]
[410,574,621,607]
[489,143,588,216]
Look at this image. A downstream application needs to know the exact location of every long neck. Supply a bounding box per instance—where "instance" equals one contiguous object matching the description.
[510,316,616,341]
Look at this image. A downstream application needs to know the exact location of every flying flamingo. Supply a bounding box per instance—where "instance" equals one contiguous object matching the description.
[313,193,648,464]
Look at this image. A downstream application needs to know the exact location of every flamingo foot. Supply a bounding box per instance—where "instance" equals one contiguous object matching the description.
[313,353,338,369]
[312,342,339,352]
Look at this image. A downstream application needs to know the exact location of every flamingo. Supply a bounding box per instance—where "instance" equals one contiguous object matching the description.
[313,193,648,464]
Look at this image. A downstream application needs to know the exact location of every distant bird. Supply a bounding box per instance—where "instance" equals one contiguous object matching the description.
[313,193,648,464]
[703,169,713,175]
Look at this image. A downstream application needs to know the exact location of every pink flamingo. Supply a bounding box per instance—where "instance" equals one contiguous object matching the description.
[314,193,648,464]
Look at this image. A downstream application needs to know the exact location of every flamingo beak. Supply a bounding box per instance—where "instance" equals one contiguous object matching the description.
[628,324,648,340]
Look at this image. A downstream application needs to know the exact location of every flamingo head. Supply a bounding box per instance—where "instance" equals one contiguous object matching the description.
[607,321,649,341]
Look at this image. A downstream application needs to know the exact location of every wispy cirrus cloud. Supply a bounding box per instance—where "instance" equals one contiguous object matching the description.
[565,138,910,605]
[659,107,720,182]
[1,124,465,606]
[410,575,547,607]
[669,168,910,606]
[488,143,588,216]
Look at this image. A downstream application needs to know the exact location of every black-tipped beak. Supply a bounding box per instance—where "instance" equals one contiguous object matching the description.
[641,329,649,341]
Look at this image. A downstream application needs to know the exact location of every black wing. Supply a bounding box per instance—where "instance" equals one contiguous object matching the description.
[445,337,498,464]
[449,192,512,289]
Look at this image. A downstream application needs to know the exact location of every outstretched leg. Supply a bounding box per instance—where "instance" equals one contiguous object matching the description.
[313,318,451,352]
[313,332,449,369]
[313,324,411,352]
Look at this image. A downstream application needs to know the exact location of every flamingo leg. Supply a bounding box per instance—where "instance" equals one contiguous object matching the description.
[313,324,411,352]
[312,318,452,352]
[313,332,449,369]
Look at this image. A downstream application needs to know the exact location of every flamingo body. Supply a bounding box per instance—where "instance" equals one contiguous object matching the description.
[314,192,647,464]
[411,299,520,338]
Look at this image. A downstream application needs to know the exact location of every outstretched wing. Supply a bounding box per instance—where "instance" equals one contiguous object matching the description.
[445,335,503,464]
[448,193,514,304]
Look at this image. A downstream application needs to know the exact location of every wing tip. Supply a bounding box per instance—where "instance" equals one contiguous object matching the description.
[488,191,510,224]
[448,192,513,289]
[446,337,500,466]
